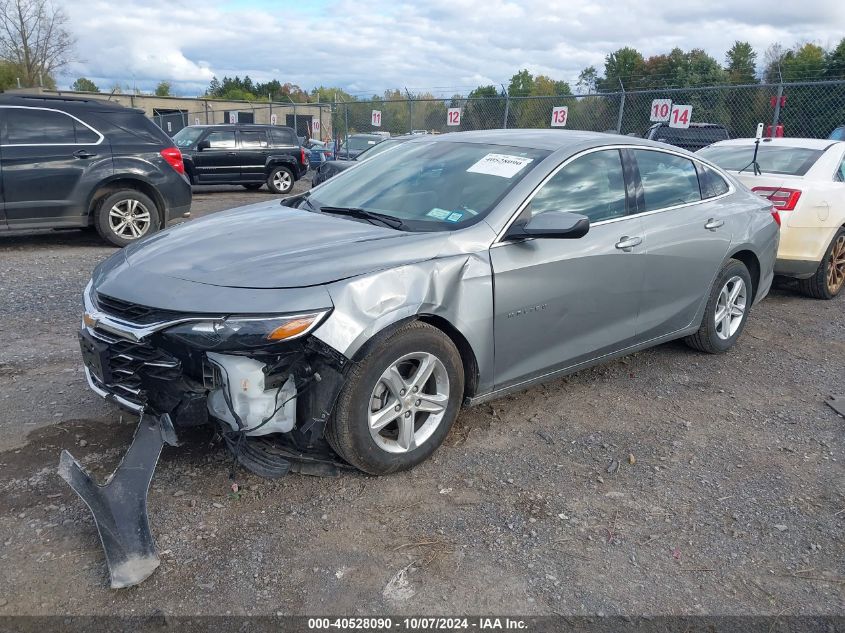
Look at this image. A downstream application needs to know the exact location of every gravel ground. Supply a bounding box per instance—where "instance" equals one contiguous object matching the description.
[0,179,843,617]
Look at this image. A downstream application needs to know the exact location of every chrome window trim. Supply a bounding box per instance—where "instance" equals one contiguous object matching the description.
[0,105,104,146]
[493,144,735,246]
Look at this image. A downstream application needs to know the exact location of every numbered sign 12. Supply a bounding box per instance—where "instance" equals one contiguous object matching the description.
[669,104,692,129]
[650,98,672,122]
[551,106,569,127]
[371,110,382,127]
[447,107,461,126]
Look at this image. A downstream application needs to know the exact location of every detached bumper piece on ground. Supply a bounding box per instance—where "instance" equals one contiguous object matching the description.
[58,412,178,589]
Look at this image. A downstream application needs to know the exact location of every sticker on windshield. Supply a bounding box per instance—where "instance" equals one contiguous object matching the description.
[427,208,451,220]
[367,140,377,145]
[446,212,463,222]
[466,153,533,178]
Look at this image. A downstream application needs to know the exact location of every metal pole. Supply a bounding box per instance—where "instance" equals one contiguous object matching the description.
[771,83,784,136]
[405,88,413,133]
[501,84,509,129]
[344,100,349,159]
[615,79,625,134]
[268,93,273,125]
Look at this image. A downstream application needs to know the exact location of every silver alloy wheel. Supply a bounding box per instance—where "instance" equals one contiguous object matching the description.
[108,198,151,239]
[368,351,450,454]
[273,170,292,192]
[714,275,747,340]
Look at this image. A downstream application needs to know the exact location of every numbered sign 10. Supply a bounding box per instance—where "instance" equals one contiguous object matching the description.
[447,107,461,126]
[551,106,568,127]
[312,119,321,134]
[650,99,672,122]
[668,104,692,129]
[371,110,382,127]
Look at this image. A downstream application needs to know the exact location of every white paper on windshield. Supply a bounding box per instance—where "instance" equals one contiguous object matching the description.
[466,153,533,178]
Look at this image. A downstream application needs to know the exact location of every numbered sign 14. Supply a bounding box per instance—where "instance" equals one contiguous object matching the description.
[650,99,672,122]
[551,106,568,127]
[669,104,692,129]
[447,107,461,126]
[371,110,382,127]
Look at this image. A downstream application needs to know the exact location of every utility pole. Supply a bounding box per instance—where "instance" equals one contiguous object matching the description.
[501,84,509,129]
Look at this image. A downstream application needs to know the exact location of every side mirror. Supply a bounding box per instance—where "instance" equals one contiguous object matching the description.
[196,139,210,151]
[506,211,590,240]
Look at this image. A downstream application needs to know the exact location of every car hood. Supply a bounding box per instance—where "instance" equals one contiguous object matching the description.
[113,201,451,289]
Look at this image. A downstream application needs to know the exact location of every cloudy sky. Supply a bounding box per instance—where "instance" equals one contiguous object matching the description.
[57,0,845,96]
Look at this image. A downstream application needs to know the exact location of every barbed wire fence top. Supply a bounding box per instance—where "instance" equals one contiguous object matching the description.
[151,80,845,143]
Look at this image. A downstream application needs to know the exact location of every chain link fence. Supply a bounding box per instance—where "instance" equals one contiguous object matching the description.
[330,80,845,145]
[147,80,845,147]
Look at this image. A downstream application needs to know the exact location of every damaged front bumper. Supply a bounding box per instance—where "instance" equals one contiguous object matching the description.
[65,283,353,587]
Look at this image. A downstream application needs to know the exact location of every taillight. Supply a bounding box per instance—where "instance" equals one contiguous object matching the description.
[770,206,781,228]
[301,147,308,165]
[751,186,801,211]
[160,147,185,175]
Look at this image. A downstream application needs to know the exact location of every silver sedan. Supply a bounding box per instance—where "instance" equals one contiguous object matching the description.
[81,130,779,475]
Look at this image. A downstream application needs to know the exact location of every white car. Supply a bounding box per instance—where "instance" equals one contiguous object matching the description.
[699,138,845,299]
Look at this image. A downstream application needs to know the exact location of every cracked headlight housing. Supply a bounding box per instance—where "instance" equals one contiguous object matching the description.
[162,311,329,350]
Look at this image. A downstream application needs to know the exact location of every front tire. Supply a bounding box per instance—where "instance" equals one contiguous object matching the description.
[797,228,845,299]
[94,190,160,247]
[685,259,752,354]
[327,322,464,475]
[266,166,294,194]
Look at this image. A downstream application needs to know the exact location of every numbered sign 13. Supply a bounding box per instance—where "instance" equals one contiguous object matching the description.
[371,110,382,127]
[551,106,568,127]
[447,108,461,126]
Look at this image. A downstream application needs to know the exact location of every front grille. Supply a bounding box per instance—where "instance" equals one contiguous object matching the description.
[83,329,181,408]
[95,293,185,325]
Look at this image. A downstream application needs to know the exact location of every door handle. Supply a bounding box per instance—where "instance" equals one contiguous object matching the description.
[227,152,237,155]
[72,149,95,159]
[615,236,642,251]
[704,218,724,230]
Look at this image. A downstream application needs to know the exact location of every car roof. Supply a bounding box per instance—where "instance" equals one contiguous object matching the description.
[181,124,295,132]
[408,128,675,152]
[708,137,843,150]
[0,93,133,112]
[650,122,727,129]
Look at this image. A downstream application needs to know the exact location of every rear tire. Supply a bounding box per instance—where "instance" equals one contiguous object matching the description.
[797,228,845,299]
[685,259,752,354]
[94,190,160,247]
[242,183,263,191]
[266,166,294,194]
[327,321,464,475]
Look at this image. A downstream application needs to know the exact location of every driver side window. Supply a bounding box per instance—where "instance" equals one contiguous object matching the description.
[528,149,627,222]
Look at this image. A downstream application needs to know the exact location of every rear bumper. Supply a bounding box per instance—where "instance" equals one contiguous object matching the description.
[774,258,819,279]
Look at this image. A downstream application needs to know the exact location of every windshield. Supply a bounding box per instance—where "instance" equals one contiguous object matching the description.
[307,141,549,231]
[342,136,382,152]
[830,127,845,141]
[698,144,823,176]
[355,138,406,161]
[172,127,205,148]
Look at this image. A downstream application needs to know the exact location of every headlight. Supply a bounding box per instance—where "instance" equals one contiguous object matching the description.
[162,311,329,350]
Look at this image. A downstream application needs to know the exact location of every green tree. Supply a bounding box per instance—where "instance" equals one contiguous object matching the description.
[154,80,171,96]
[576,66,598,94]
[824,38,845,78]
[71,76,98,92]
[780,43,825,82]
[507,69,534,97]
[0,0,74,87]
[599,47,645,90]
[463,84,504,130]
[725,41,757,84]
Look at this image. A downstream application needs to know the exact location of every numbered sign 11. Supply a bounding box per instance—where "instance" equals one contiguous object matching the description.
[551,106,568,127]
[371,110,382,127]
[447,108,461,126]
[650,99,672,122]
[669,104,692,129]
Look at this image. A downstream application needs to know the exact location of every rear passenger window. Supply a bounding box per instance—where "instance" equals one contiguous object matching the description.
[4,108,99,144]
[269,129,295,145]
[205,131,235,149]
[634,150,701,211]
[529,149,627,223]
[696,163,730,198]
[240,131,268,148]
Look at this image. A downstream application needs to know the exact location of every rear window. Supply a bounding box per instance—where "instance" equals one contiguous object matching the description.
[92,111,173,145]
[269,128,296,145]
[696,163,730,199]
[634,149,701,211]
[698,144,823,176]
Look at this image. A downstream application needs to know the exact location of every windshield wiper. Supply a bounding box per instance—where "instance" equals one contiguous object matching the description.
[318,206,405,230]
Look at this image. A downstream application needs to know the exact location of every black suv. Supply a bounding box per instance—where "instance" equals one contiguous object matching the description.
[645,122,730,152]
[173,124,309,194]
[0,94,191,246]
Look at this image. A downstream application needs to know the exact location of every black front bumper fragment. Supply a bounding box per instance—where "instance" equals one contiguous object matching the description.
[58,412,178,589]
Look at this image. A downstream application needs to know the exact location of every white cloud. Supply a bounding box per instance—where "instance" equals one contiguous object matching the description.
[57,0,845,95]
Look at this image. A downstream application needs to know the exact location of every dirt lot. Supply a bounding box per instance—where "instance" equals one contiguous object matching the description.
[0,180,843,617]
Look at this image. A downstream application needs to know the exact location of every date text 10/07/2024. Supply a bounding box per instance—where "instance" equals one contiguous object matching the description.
[307,617,529,630]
